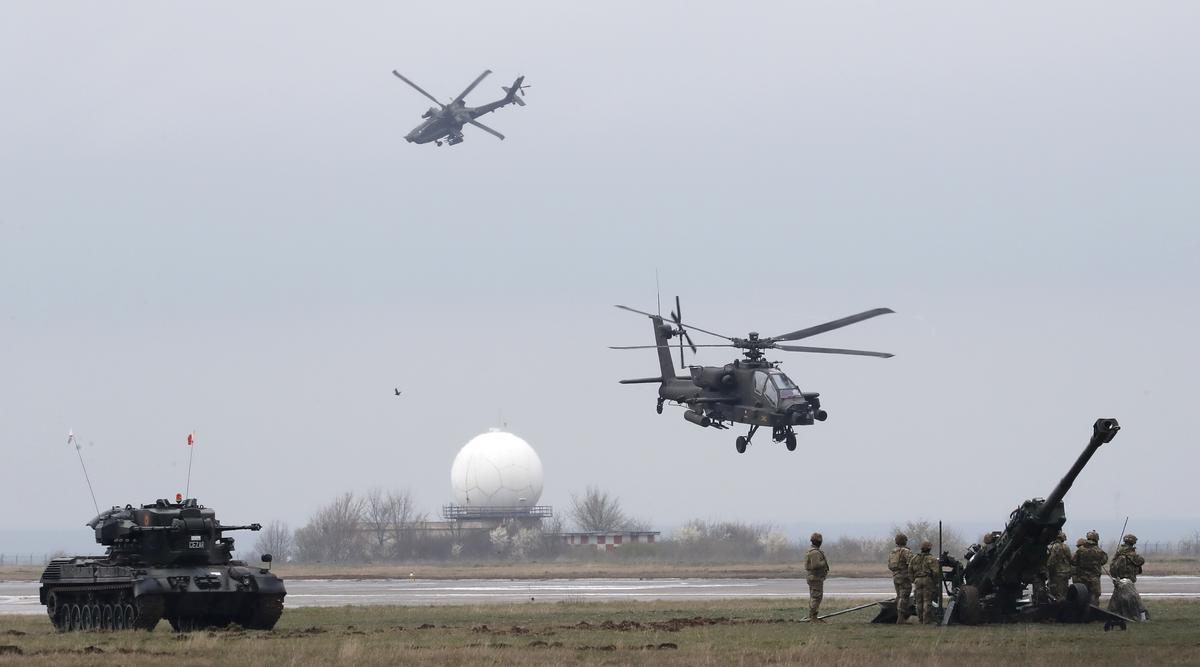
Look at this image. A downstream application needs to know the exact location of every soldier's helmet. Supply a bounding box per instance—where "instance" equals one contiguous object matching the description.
[1057,531,1067,542]
[1076,538,1087,547]
[1086,530,1100,543]
[1123,534,1137,546]
[810,532,823,546]
[920,540,932,552]
[982,532,995,545]
[895,533,908,546]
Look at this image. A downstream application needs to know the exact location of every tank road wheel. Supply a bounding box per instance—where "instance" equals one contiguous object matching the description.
[123,604,137,630]
[956,585,982,625]
[90,603,102,630]
[102,604,114,630]
[132,596,165,631]
[70,604,82,632]
[45,592,61,630]
[113,603,126,630]
[735,436,747,454]
[785,432,797,451]
[239,594,286,630]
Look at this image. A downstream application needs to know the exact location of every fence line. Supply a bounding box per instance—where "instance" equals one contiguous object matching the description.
[0,553,52,566]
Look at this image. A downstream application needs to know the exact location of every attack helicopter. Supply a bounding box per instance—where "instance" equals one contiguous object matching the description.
[392,69,528,146]
[612,298,894,453]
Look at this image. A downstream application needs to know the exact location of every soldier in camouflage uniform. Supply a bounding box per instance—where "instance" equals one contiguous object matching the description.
[909,540,940,624]
[1045,531,1073,599]
[1111,534,1145,583]
[1073,530,1108,605]
[888,533,914,624]
[804,532,829,623]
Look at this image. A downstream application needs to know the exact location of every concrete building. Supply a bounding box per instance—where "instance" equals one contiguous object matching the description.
[560,531,660,552]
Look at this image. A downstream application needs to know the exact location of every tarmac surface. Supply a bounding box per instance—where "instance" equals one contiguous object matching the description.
[3,576,1199,614]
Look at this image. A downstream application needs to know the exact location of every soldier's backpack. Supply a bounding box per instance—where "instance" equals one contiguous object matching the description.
[1111,553,1130,579]
[888,548,907,573]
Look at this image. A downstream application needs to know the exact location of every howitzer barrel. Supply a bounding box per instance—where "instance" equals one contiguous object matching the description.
[1036,418,1120,522]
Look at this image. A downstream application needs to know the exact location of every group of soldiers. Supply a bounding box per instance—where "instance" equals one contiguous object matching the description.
[1044,530,1145,605]
[886,533,941,623]
[801,529,1147,624]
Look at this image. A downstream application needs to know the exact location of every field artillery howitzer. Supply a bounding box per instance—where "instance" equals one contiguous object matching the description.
[39,497,286,632]
[940,418,1127,625]
[870,418,1129,625]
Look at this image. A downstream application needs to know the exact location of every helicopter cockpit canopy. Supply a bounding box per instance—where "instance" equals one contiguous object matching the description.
[754,370,803,407]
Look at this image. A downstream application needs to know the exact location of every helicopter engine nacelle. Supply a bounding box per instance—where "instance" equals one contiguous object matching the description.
[690,366,736,390]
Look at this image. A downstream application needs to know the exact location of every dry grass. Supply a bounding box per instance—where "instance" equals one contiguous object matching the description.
[0,598,1195,665]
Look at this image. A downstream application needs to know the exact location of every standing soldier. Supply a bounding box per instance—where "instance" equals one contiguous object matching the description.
[909,540,940,624]
[804,532,829,623]
[1111,534,1146,583]
[1073,530,1108,605]
[1045,531,1073,599]
[888,533,914,624]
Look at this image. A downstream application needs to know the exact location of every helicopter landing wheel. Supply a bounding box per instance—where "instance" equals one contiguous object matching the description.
[735,436,747,454]
[785,432,797,451]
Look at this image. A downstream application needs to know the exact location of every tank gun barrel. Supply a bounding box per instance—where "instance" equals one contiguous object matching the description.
[130,522,261,533]
[219,523,262,532]
[1036,418,1120,522]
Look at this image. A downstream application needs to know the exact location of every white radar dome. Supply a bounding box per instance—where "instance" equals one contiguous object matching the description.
[450,429,544,508]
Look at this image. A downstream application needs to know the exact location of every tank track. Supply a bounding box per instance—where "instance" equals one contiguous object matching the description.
[240,593,285,630]
[42,586,161,632]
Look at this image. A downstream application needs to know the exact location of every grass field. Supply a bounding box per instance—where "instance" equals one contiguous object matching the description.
[6,557,1198,582]
[0,598,1195,665]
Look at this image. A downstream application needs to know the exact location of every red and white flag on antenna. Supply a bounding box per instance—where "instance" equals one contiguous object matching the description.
[187,432,194,447]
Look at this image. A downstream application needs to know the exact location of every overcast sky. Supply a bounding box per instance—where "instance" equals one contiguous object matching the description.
[2,2,1197,544]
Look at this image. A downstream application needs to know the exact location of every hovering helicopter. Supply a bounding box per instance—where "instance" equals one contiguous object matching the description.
[391,69,528,146]
[612,298,894,453]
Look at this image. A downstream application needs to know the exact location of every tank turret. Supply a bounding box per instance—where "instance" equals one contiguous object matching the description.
[39,497,286,632]
[88,498,262,566]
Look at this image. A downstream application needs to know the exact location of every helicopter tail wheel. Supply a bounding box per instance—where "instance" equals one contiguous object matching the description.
[656,398,664,414]
[785,431,797,451]
[735,436,747,454]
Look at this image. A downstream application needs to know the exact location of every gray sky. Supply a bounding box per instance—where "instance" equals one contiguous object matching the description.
[2,2,1198,542]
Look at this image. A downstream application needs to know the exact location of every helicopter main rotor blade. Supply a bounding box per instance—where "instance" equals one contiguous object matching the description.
[614,305,733,341]
[468,119,505,140]
[770,308,895,342]
[614,343,734,350]
[454,69,492,103]
[776,344,894,358]
[392,70,445,108]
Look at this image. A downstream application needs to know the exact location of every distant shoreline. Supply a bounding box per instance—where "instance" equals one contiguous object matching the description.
[5,557,1198,581]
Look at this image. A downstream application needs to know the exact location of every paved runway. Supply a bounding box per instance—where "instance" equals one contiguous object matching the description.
[3,576,1198,614]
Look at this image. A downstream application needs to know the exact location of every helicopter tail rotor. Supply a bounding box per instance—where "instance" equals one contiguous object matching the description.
[670,296,698,369]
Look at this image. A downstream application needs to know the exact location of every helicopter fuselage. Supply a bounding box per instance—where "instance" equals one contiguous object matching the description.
[659,360,826,431]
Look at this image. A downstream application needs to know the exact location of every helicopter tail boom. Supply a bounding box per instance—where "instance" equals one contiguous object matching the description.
[650,316,677,379]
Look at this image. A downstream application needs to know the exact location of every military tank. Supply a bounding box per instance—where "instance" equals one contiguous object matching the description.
[38,497,286,632]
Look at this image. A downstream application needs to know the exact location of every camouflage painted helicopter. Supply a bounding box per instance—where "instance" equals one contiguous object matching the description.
[612,299,894,453]
[391,69,528,146]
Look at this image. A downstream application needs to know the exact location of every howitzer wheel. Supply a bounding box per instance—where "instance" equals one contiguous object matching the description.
[1062,583,1091,622]
[132,595,164,631]
[239,593,285,630]
[955,585,982,625]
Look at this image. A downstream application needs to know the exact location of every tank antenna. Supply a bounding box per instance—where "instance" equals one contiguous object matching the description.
[67,429,99,514]
[185,431,195,499]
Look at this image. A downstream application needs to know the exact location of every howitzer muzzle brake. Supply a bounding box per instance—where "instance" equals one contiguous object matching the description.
[1093,418,1120,443]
